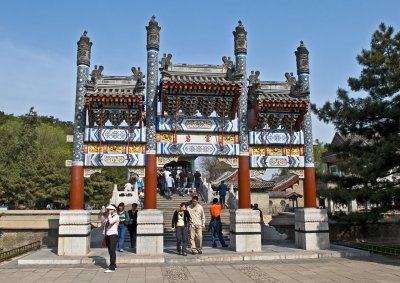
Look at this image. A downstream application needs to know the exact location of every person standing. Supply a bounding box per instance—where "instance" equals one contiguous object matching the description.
[187,171,194,193]
[171,167,178,193]
[116,202,130,252]
[157,169,166,196]
[194,170,202,191]
[253,203,263,222]
[127,203,138,249]
[172,202,191,256]
[102,204,120,273]
[137,178,143,191]
[209,198,228,248]
[253,203,264,240]
[139,189,145,210]
[164,168,174,200]
[179,170,187,194]
[217,181,228,208]
[187,195,205,254]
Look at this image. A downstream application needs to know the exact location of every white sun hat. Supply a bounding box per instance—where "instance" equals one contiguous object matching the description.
[106,204,116,210]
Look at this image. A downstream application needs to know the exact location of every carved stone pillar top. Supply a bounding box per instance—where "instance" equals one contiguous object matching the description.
[146,16,161,50]
[233,20,247,54]
[295,41,309,74]
[77,31,92,66]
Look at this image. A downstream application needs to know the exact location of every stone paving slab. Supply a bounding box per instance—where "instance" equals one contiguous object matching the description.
[1,256,400,282]
[16,243,369,266]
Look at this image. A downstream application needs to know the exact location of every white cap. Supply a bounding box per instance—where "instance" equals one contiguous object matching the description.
[106,204,116,210]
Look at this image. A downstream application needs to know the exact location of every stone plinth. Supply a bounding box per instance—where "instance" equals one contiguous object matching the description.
[58,210,91,256]
[295,208,330,250]
[229,209,261,252]
[136,209,163,255]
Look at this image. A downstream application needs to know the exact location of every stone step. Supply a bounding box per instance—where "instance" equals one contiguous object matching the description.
[123,230,231,242]
[152,192,232,243]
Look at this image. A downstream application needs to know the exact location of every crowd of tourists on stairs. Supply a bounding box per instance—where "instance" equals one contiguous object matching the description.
[157,167,202,199]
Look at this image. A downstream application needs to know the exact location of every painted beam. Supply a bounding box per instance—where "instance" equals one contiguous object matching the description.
[84,144,145,154]
[84,153,145,166]
[84,128,146,143]
[157,132,238,144]
[250,155,305,168]
[249,145,304,156]
[157,116,239,132]
[157,142,239,156]
[249,130,304,145]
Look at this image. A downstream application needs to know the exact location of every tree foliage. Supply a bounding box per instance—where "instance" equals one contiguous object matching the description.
[313,23,400,192]
[85,167,128,206]
[313,140,328,176]
[198,157,233,181]
[0,108,125,209]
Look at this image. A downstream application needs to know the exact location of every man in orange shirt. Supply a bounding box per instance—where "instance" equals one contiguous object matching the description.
[209,198,228,248]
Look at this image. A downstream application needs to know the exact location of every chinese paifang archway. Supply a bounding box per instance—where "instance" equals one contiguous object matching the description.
[69,17,317,210]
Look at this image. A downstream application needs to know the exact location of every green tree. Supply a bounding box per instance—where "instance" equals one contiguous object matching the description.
[33,123,71,207]
[85,168,128,206]
[198,157,233,181]
[313,23,400,193]
[313,139,327,176]
[0,108,39,207]
[0,108,74,208]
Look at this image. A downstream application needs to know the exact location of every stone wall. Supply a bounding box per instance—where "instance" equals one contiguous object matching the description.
[0,210,102,249]
[269,212,400,244]
[0,229,59,249]
[251,192,269,214]
[329,222,400,243]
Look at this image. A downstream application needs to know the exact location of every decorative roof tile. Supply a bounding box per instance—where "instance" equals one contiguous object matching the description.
[252,81,309,103]
[86,75,145,98]
[270,174,300,192]
[211,170,274,191]
[161,63,241,86]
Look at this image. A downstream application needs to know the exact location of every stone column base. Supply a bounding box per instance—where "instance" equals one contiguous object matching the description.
[295,208,330,250]
[230,209,261,252]
[58,210,91,256]
[136,209,163,255]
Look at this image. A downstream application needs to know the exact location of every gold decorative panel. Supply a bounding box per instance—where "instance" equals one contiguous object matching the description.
[89,144,102,153]
[250,146,304,156]
[128,144,142,153]
[161,133,173,142]
[108,144,123,153]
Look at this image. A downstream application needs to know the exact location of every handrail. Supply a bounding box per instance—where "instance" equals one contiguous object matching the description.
[197,182,208,203]
[335,241,400,257]
[0,241,41,262]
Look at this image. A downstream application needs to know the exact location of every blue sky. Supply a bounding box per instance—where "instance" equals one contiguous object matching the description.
[1,0,399,143]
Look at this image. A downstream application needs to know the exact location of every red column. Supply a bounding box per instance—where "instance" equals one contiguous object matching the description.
[145,153,157,209]
[238,155,251,208]
[304,167,317,208]
[69,166,84,209]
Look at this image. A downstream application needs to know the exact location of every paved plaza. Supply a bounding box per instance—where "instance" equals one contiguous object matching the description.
[1,254,400,282]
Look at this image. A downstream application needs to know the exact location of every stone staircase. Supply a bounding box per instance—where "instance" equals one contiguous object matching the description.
[125,193,231,247]
[158,194,230,246]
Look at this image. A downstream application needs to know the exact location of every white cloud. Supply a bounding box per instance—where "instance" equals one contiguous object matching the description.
[0,41,76,120]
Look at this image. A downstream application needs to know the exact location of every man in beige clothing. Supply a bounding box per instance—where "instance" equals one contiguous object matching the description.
[187,195,205,254]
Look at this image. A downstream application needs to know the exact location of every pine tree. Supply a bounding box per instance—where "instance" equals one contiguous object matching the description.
[314,23,400,202]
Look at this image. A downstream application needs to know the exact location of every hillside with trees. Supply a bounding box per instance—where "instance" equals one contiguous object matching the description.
[0,108,123,209]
